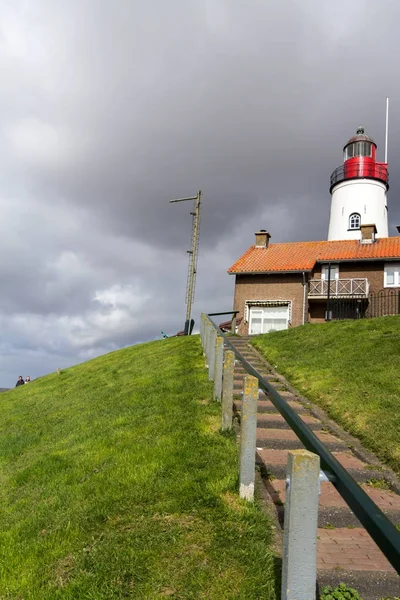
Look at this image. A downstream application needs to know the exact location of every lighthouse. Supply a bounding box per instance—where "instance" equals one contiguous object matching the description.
[327,127,389,241]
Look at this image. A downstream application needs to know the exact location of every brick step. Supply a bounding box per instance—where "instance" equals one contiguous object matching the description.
[317,570,400,600]
[265,479,400,528]
[233,371,273,381]
[233,399,309,415]
[255,412,322,430]
[232,348,258,355]
[233,384,288,395]
[256,449,389,484]
[259,390,296,401]
[233,381,287,393]
[255,428,348,452]
[233,367,273,377]
[236,357,266,367]
[231,345,252,349]
[317,528,396,574]
[233,375,283,386]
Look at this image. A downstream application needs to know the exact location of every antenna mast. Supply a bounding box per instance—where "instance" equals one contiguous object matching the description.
[170,190,202,335]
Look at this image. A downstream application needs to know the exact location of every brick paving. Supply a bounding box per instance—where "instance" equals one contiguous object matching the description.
[317,529,396,572]
[228,336,400,598]
[257,448,368,469]
[256,427,341,444]
[270,479,400,511]
[256,412,320,426]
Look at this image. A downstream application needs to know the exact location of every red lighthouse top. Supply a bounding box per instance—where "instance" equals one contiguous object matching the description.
[330,127,389,193]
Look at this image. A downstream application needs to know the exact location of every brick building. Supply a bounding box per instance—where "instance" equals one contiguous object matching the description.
[228,228,400,335]
[227,127,400,335]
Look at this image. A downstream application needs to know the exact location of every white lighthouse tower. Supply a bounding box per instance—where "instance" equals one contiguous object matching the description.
[327,127,389,241]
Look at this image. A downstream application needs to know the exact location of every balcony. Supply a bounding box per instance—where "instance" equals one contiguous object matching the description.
[308,278,369,298]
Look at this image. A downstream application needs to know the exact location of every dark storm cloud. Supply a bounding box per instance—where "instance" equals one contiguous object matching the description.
[1,0,400,385]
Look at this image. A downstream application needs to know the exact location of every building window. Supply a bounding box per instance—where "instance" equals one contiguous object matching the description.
[245,301,291,335]
[349,213,361,230]
[384,264,400,287]
[321,264,339,280]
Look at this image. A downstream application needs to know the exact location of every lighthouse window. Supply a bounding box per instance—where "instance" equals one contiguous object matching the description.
[344,142,372,160]
[359,141,372,156]
[345,144,354,160]
[349,213,361,230]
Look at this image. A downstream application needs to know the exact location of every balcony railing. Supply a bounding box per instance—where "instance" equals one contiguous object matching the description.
[330,163,389,192]
[309,278,369,298]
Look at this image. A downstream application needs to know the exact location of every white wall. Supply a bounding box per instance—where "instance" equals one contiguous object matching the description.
[328,179,388,240]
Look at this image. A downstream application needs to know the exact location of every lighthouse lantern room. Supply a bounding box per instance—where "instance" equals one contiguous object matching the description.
[327,127,389,241]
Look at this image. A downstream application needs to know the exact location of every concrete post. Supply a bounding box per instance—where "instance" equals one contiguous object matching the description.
[201,314,207,352]
[200,313,204,346]
[204,321,211,365]
[208,328,217,381]
[213,336,224,401]
[221,350,235,430]
[239,375,258,501]
[281,450,320,600]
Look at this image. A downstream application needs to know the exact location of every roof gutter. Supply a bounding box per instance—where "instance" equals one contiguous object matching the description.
[317,257,399,264]
[228,269,313,275]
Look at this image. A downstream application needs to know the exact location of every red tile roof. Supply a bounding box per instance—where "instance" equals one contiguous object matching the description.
[228,238,400,274]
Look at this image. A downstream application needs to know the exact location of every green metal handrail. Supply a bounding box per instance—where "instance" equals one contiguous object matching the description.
[205,313,400,574]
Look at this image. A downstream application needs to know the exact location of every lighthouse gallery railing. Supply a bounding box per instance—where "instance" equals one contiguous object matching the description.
[330,163,389,192]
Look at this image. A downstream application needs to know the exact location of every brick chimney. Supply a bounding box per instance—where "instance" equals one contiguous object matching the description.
[255,230,271,248]
[360,224,377,244]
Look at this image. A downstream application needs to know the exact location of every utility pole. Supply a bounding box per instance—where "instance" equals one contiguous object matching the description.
[170,190,202,335]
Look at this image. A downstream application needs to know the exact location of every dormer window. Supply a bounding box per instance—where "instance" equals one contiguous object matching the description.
[349,213,361,230]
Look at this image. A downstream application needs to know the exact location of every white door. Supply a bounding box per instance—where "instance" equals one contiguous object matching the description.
[249,306,289,335]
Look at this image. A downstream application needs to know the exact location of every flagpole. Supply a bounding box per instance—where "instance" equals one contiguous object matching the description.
[385,96,389,164]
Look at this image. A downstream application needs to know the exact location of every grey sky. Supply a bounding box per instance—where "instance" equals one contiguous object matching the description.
[1,0,399,386]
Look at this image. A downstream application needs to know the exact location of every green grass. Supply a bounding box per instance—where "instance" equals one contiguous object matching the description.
[0,336,277,599]
[252,316,400,474]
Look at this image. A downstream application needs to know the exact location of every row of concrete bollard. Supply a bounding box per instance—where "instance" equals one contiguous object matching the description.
[200,314,269,503]
[200,314,235,431]
[200,314,320,600]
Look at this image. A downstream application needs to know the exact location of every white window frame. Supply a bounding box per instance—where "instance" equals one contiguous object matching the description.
[349,213,361,230]
[321,264,339,281]
[245,300,292,334]
[384,263,400,288]
[244,300,292,323]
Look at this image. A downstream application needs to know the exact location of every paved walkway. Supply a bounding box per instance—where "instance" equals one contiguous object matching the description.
[228,335,400,600]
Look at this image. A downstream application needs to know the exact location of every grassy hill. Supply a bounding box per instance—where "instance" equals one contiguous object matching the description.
[252,316,400,474]
[0,336,276,599]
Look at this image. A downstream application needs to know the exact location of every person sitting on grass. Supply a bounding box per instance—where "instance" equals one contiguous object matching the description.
[15,376,24,387]
[25,376,31,383]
